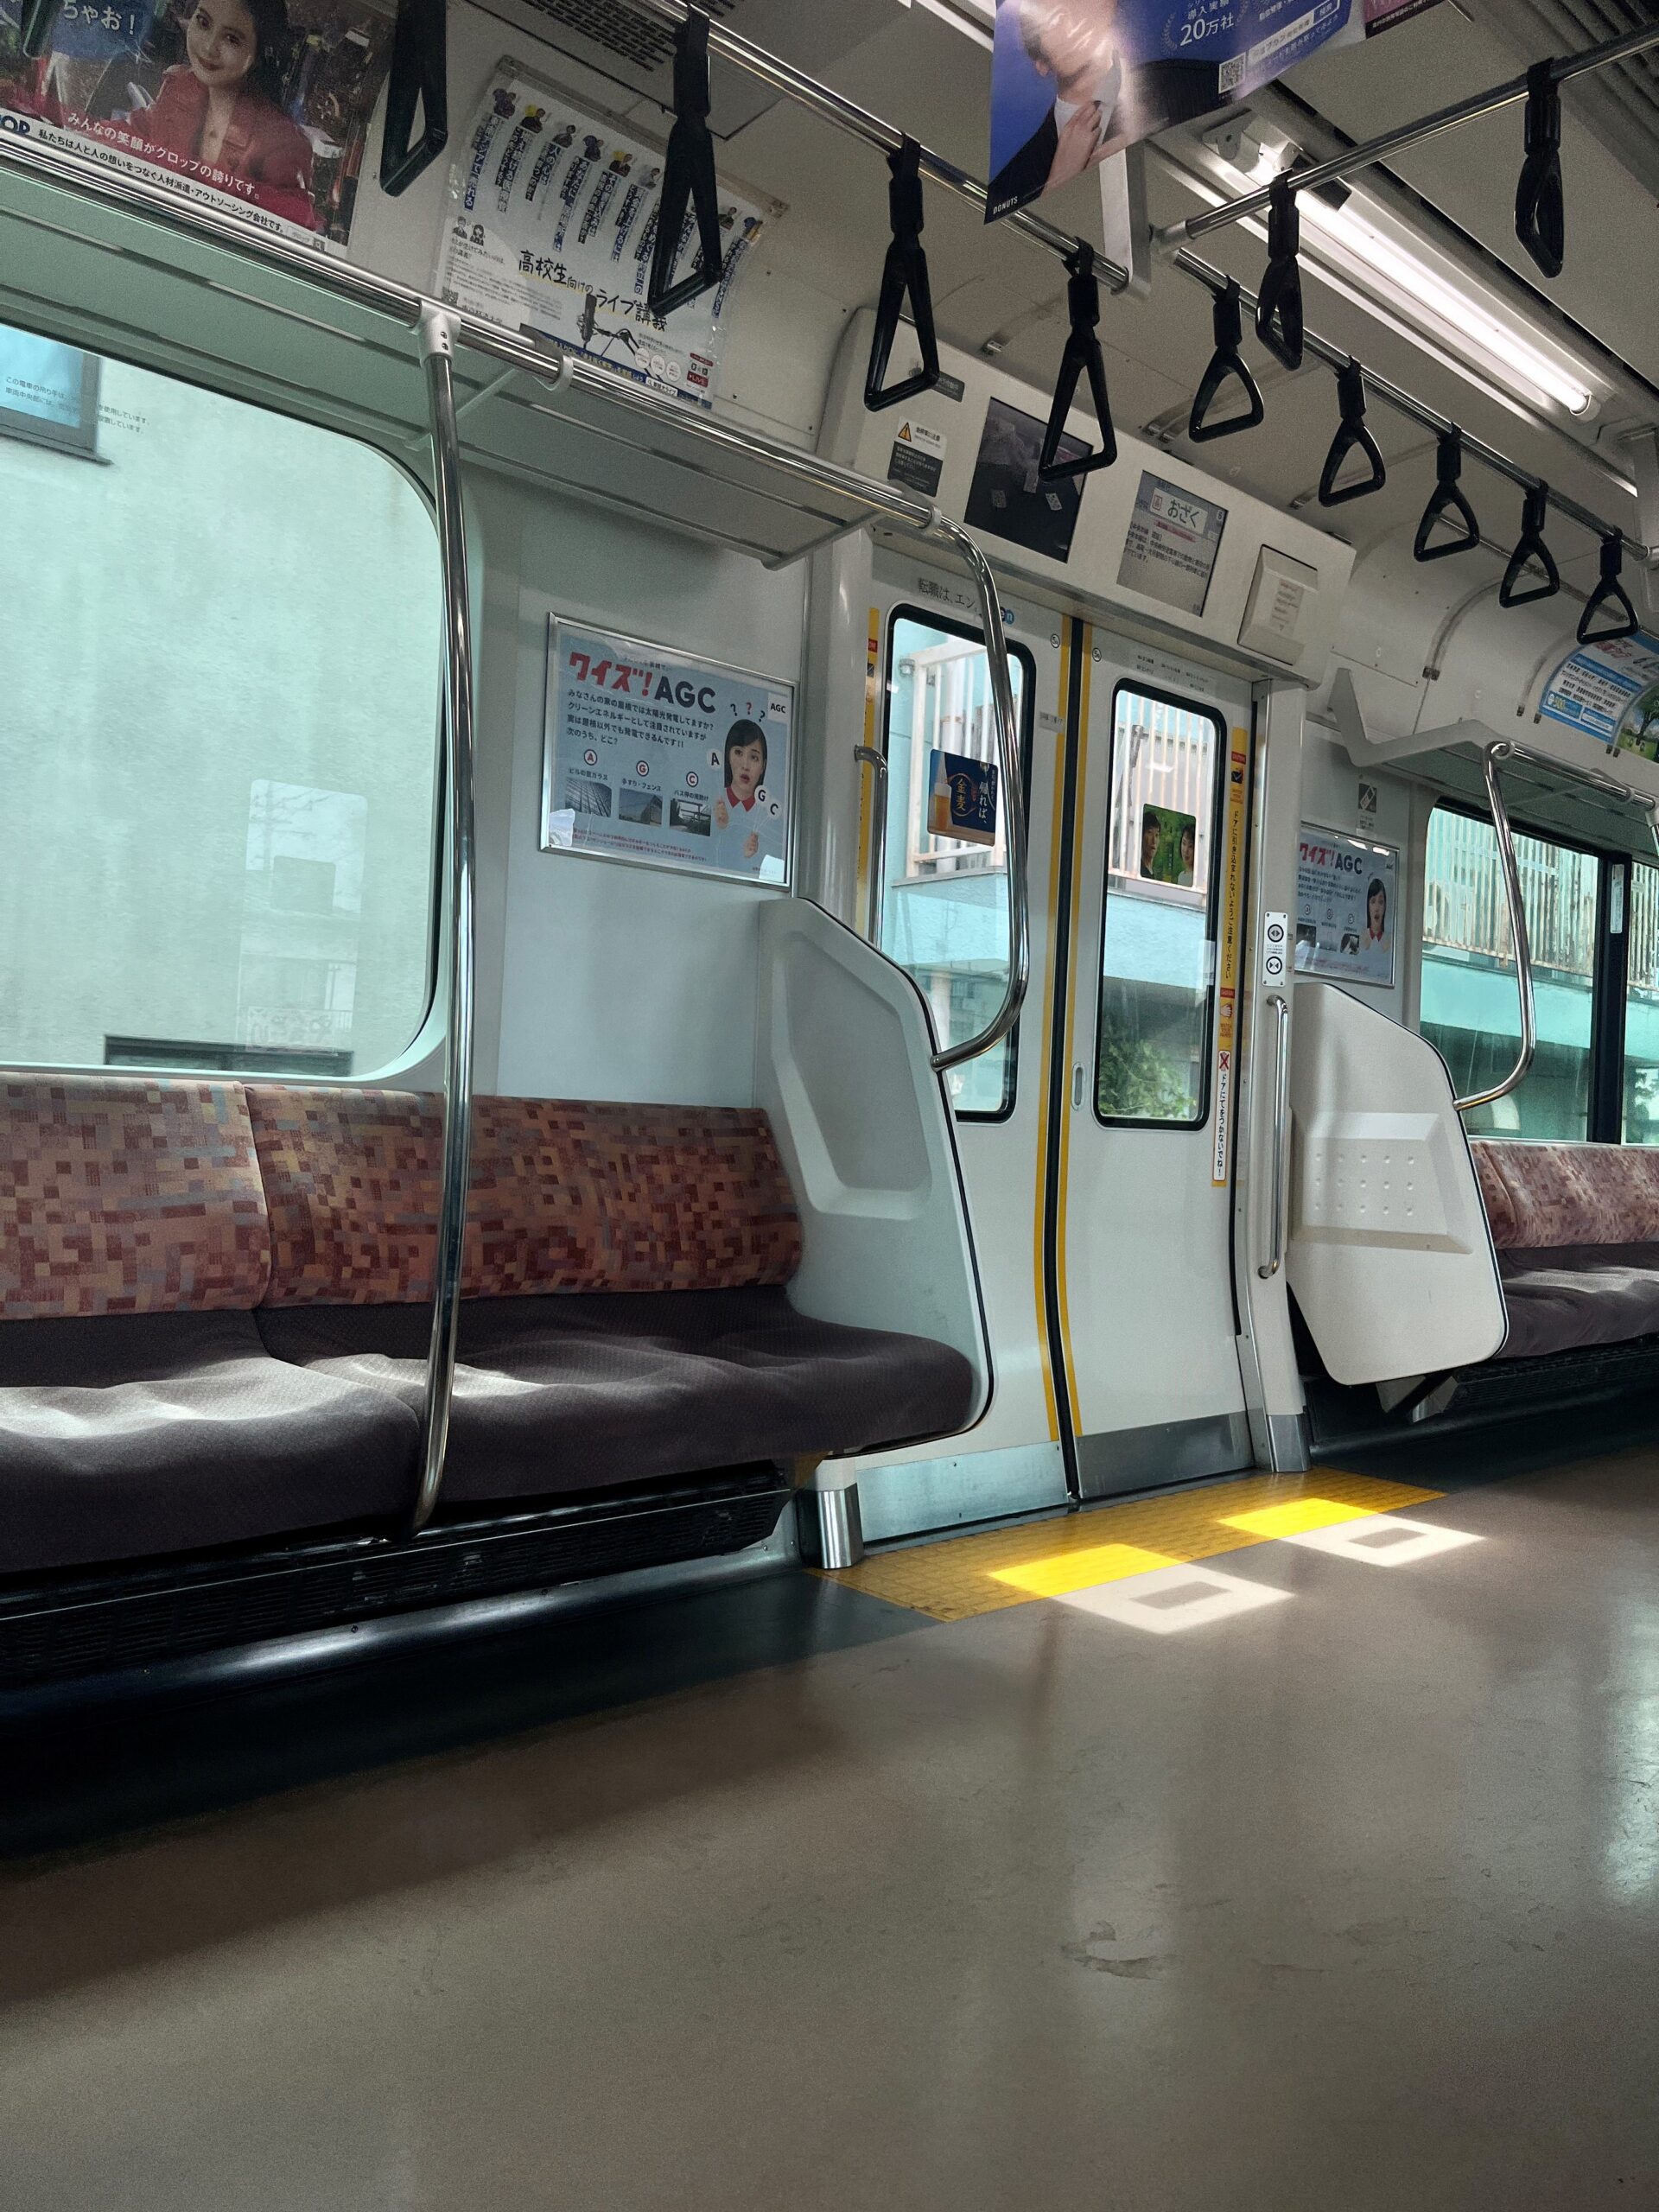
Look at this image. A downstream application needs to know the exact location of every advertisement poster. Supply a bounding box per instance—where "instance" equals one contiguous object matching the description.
[1296,827,1396,988]
[1138,801,1198,888]
[987,0,1435,220]
[0,0,395,248]
[435,62,770,408]
[1539,630,1659,752]
[927,749,1000,848]
[543,619,792,885]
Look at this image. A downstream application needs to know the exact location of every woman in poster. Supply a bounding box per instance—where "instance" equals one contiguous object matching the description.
[1366,877,1390,948]
[114,0,316,230]
[712,718,783,878]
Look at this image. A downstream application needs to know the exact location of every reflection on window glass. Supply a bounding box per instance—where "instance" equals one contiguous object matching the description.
[1421,807,1599,1141]
[0,333,442,1077]
[0,321,99,454]
[878,614,1029,1117]
[1096,690,1221,1126]
[1625,866,1659,1144]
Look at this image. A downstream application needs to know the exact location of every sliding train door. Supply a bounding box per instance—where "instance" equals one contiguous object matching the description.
[1049,630,1255,1497]
[851,569,1255,1535]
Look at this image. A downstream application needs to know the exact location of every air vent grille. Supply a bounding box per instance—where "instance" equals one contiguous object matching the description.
[520,0,743,73]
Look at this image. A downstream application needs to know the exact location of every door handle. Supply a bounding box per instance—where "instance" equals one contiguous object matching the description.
[1257,994,1292,1282]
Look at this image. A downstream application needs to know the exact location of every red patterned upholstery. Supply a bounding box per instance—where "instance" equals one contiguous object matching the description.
[0,1077,270,1319]
[1471,1140,1659,1251]
[247,1088,803,1306]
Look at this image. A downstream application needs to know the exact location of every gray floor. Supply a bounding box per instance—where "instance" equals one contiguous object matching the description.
[3,1452,1659,2209]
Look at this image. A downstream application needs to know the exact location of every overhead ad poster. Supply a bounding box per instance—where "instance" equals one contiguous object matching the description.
[435,62,770,409]
[1539,629,1659,754]
[987,0,1440,221]
[543,619,793,887]
[1296,827,1397,988]
[0,0,395,248]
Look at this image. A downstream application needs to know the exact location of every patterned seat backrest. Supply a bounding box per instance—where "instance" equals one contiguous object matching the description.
[0,1077,271,1319]
[1470,1140,1659,1250]
[247,1088,804,1306]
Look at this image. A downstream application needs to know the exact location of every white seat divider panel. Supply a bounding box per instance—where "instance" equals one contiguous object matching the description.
[1287,983,1506,1386]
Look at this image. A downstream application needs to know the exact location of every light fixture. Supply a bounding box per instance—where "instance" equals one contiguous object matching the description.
[1234,138,1599,422]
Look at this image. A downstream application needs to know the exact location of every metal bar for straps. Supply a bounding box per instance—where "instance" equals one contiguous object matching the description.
[1454,744,1538,1116]
[410,305,478,1536]
[1164,20,1659,248]
[925,514,1030,1076]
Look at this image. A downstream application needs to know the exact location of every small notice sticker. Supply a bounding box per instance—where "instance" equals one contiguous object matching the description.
[888,418,946,497]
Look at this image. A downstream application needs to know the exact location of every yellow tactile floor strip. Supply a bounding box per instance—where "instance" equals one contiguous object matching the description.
[830,1468,1444,1623]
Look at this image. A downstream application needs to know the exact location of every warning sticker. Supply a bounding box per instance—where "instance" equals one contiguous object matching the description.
[887,418,947,497]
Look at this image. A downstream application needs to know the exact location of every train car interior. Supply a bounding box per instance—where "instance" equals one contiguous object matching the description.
[3,0,1659,2202]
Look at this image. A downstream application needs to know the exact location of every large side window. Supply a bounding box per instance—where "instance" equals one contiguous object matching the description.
[1095,686,1224,1128]
[0,321,442,1077]
[878,611,1033,1120]
[1625,865,1659,1143]
[1421,806,1601,1140]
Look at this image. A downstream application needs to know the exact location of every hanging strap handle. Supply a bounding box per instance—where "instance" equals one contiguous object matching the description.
[648,8,726,319]
[1499,485,1561,608]
[1037,244,1116,482]
[1578,532,1639,646]
[18,0,62,55]
[1516,60,1566,281]
[1413,429,1481,563]
[1318,359,1387,507]
[1255,177,1304,372]
[1188,279,1265,445]
[865,137,942,412]
[379,0,449,197]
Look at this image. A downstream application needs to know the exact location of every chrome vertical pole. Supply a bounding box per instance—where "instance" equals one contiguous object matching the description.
[1453,744,1536,1116]
[411,303,478,1535]
[855,743,889,943]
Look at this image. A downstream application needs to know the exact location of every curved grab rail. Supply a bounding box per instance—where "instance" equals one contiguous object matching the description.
[410,307,479,1537]
[1454,744,1536,1116]
[1256,994,1292,1281]
[922,516,1031,1076]
[855,744,889,944]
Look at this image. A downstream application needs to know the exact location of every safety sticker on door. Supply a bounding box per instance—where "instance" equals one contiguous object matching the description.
[888,419,947,497]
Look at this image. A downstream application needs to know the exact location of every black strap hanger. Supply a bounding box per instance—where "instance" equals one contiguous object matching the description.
[1188,280,1265,444]
[18,0,62,53]
[1413,429,1481,563]
[379,0,449,197]
[647,8,726,319]
[1578,532,1640,647]
[1255,177,1304,372]
[865,137,941,412]
[1499,486,1561,607]
[1037,244,1116,481]
[1516,60,1565,281]
[1319,359,1387,507]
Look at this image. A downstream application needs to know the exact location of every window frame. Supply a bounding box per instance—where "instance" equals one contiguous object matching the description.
[0,317,447,1084]
[879,603,1037,1125]
[1421,795,1630,1145]
[1093,680,1229,1134]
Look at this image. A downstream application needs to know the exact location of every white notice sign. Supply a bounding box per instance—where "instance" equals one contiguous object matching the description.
[1117,472,1226,619]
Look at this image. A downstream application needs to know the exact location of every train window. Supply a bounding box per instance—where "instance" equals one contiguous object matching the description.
[0,323,442,1078]
[1096,687,1224,1128]
[1624,866,1659,1143]
[878,611,1033,1120]
[1421,806,1601,1141]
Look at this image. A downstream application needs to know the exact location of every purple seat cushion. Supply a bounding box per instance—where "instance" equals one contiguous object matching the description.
[1497,1246,1659,1362]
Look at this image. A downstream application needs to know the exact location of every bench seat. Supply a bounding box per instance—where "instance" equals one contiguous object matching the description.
[1473,1141,1659,1363]
[1495,1246,1659,1363]
[257,1288,973,1507]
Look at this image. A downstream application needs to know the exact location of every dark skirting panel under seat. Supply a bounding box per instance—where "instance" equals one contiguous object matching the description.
[257,1288,976,1507]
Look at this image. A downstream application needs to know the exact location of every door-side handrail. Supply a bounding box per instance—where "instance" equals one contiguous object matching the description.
[922,514,1030,1076]
[1454,743,1537,1115]
[410,305,479,1536]
[855,744,888,944]
[1256,994,1292,1281]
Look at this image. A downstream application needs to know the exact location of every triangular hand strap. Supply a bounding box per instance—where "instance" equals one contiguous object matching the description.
[1039,244,1116,481]
[1516,61,1565,281]
[19,0,62,55]
[379,0,449,197]
[1500,486,1560,608]
[1414,429,1481,562]
[866,137,942,411]
[1319,360,1387,507]
[1578,532,1639,647]
[647,10,726,319]
[1255,178,1304,372]
[1189,281,1265,444]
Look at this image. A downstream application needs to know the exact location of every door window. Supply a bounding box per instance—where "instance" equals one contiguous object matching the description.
[878,612,1033,1119]
[1095,687,1224,1126]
